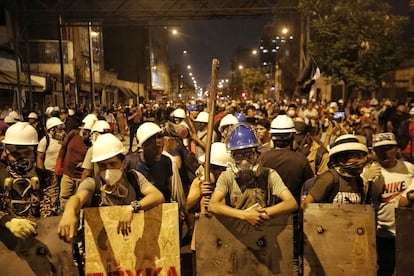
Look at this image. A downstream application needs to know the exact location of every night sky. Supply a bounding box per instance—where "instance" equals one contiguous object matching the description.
[169,16,271,89]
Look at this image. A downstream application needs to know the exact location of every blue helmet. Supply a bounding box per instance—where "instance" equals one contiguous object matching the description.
[227,123,259,151]
[234,112,246,123]
[188,104,198,111]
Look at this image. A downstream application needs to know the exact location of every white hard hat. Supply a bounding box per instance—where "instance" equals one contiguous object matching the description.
[8,111,21,121]
[329,134,368,157]
[46,117,64,130]
[28,112,38,119]
[3,122,38,145]
[136,122,162,147]
[270,115,296,134]
[68,109,75,116]
[194,111,209,123]
[91,133,125,162]
[45,106,54,116]
[92,120,111,133]
[172,108,186,119]
[82,114,98,130]
[198,142,233,167]
[4,116,17,124]
[219,114,239,132]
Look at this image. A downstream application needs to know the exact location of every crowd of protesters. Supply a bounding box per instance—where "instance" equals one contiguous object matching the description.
[0,95,414,275]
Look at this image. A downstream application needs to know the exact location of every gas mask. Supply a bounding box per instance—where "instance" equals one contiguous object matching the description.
[3,176,40,216]
[10,158,36,176]
[228,159,262,179]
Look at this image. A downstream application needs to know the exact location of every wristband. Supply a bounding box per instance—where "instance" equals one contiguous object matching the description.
[130,200,142,213]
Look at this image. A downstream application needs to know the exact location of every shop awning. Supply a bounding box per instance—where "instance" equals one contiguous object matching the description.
[0,71,45,92]
[118,87,136,98]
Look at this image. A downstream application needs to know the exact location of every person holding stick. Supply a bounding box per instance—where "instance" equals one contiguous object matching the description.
[208,123,298,226]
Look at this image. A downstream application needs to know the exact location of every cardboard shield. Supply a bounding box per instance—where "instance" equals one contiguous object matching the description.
[196,213,293,276]
[83,203,180,276]
[396,207,414,275]
[303,204,376,275]
[0,215,79,276]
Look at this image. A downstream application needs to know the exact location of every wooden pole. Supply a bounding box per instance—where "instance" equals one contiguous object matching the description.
[202,59,219,213]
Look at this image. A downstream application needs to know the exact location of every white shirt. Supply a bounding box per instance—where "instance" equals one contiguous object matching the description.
[37,135,62,171]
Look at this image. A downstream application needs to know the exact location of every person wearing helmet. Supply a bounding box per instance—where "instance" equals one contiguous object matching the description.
[4,111,20,126]
[187,103,200,122]
[186,142,233,252]
[27,111,46,141]
[361,133,414,276]
[208,123,298,227]
[261,115,314,202]
[36,117,66,216]
[191,111,213,160]
[80,120,113,181]
[302,134,369,205]
[0,122,41,239]
[55,114,95,208]
[218,114,239,142]
[259,115,314,273]
[57,133,164,242]
[126,122,173,203]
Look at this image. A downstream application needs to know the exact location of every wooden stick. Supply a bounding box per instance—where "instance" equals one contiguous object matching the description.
[202,59,219,213]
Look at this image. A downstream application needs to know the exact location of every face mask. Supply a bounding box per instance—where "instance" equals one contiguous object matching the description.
[100,169,123,186]
[287,110,296,117]
[10,158,35,176]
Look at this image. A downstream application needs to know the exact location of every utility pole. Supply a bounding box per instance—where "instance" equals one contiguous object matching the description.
[58,15,66,107]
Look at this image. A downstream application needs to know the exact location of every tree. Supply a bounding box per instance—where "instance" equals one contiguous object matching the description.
[240,68,268,100]
[298,0,408,99]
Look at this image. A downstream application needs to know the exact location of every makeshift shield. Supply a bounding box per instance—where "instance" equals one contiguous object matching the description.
[83,203,180,276]
[196,213,293,276]
[303,204,376,275]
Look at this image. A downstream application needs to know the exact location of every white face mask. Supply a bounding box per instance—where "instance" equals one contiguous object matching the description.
[287,110,296,117]
[100,169,123,186]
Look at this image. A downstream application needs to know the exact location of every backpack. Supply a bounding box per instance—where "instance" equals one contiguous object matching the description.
[300,168,339,204]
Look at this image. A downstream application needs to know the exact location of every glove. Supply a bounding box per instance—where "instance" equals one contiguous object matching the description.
[54,157,63,176]
[361,163,382,182]
[5,218,37,239]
